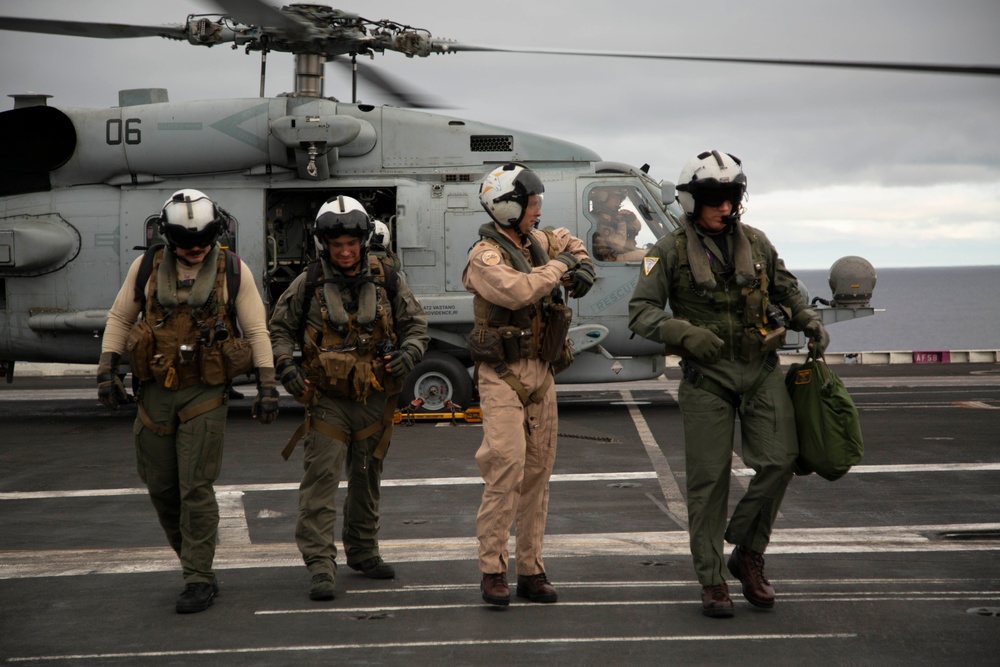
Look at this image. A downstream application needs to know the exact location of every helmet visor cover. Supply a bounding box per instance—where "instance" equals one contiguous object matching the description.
[479,163,545,227]
[159,190,226,250]
[314,208,371,240]
[680,180,745,208]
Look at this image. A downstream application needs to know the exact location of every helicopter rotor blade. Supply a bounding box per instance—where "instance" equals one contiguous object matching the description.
[207,0,304,32]
[0,16,187,40]
[436,43,1000,78]
[330,58,447,109]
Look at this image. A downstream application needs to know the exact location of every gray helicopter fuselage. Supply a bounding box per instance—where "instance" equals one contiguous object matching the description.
[1,94,699,385]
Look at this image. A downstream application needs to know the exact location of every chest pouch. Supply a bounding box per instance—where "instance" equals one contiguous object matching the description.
[220,337,254,380]
[316,349,355,399]
[126,320,155,381]
[469,325,504,363]
[538,302,572,364]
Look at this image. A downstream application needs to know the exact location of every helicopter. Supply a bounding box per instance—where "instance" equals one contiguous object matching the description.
[2,2,995,411]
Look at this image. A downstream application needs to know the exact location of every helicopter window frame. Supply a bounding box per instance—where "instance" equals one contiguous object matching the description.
[583,182,666,265]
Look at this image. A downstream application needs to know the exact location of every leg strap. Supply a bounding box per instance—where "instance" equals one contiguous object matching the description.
[137,393,226,437]
[493,362,553,407]
[280,394,399,461]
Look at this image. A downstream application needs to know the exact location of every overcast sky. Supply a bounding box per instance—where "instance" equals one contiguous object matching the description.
[2,0,998,269]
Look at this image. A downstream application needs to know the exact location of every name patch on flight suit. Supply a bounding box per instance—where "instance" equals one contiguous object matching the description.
[482,250,502,266]
[643,256,659,276]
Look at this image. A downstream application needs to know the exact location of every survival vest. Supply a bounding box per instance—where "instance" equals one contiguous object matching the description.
[669,226,787,362]
[467,225,573,404]
[298,254,402,402]
[124,244,253,390]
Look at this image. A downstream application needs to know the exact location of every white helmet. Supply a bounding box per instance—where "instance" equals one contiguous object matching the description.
[372,220,391,246]
[675,151,747,219]
[158,188,229,250]
[479,163,545,228]
[313,195,374,257]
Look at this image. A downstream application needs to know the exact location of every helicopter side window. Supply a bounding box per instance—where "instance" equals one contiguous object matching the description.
[586,185,656,263]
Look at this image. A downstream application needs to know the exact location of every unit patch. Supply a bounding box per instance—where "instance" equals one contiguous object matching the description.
[482,250,502,266]
[642,256,659,276]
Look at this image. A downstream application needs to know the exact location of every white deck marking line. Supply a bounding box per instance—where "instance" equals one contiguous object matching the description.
[2,462,998,501]
[5,634,858,663]
[216,490,251,546]
[3,524,998,579]
[257,595,1000,615]
[621,388,688,529]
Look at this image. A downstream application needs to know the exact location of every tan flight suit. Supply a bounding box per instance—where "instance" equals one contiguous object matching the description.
[463,223,590,576]
[102,245,273,585]
[592,209,646,262]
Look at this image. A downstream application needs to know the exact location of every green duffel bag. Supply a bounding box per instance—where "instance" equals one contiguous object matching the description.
[785,351,864,481]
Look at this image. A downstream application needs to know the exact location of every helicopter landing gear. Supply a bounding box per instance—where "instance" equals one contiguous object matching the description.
[399,351,473,414]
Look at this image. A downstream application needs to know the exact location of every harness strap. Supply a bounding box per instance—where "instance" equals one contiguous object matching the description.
[137,393,227,437]
[178,393,227,423]
[138,402,176,437]
[493,362,553,407]
[280,397,399,461]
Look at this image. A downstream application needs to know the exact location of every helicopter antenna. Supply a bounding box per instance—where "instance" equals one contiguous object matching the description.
[351,55,357,104]
[258,36,268,98]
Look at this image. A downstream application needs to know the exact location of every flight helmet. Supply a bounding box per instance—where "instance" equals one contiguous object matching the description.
[313,195,374,258]
[675,151,747,221]
[479,163,545,228]
[372,220,391,247]
[158,189,230,250]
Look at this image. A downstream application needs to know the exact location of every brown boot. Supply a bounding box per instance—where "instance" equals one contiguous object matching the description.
[727,545,776,608]
[701,583,735,618]
[481,572,510,606]
[516,573,558,603]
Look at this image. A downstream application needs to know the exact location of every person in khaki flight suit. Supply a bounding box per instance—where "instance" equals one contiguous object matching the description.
[628,152,829,618]
[463,163,596,606]
[268,196,428,602]
[98,189,278,614]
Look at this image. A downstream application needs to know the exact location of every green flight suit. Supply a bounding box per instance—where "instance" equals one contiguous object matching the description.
[269,254,428,576]
[628,222,820,586]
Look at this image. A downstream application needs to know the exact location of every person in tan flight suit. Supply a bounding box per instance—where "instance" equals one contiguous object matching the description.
[589,187,647,262]
[463,163,596,607]
[98,189,277,614]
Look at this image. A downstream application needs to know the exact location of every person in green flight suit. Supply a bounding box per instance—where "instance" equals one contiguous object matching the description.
[268,195,428,601]
[628,151,829,618]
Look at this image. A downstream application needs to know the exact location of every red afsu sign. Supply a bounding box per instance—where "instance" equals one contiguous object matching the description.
[913,351,951,363]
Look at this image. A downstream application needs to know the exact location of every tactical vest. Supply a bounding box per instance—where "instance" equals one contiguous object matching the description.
[299,255,401,402]
[126,246,253,390]
[468,225,571,367]
[670,226,787,362]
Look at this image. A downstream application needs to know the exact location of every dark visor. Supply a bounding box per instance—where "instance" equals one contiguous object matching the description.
[315,209,371,236]
[168,222,220,250]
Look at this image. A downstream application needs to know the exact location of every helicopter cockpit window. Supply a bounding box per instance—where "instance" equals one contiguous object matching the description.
[586,185,658,263]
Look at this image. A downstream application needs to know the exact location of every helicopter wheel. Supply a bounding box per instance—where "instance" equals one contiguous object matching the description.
[398,351,473,414]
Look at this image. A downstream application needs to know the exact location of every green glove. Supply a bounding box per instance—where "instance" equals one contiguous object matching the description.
[252,367,280,424]
[661,319,723,363]
[553,251,580,272]
[385,345,420,378]
[802,319,830,356]
[275,355,307,396]
[96,351,129,410]
[568,261,596,298]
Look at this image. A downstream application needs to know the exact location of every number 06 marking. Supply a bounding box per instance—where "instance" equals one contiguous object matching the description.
[105,118,142,145]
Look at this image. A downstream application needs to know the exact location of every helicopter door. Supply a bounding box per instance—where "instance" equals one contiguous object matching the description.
[573,181,674,357]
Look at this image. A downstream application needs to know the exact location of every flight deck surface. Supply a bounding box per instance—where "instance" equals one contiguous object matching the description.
[1,364,998,665]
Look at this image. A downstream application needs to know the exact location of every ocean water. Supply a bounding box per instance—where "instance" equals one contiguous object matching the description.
[794,266,1000,353]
